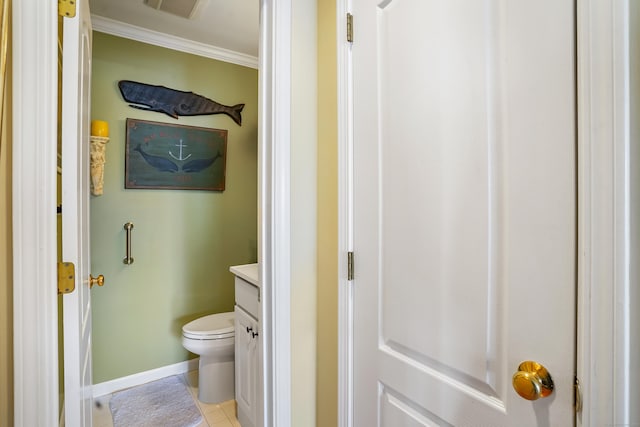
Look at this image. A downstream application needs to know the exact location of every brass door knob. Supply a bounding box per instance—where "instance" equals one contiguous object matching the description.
[512,361,554,400]
[89,274,105,289]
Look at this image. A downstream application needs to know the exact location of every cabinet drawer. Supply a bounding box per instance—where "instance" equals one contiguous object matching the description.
[235,277,259,318]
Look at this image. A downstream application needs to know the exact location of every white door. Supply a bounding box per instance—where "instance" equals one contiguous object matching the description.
[62,0,93,425]
[351,0,576,425]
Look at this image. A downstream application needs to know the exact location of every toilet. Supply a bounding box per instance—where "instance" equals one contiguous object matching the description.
[182,311,235,403]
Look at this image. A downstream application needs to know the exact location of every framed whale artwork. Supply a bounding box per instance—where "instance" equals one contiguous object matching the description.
[125,118,227,191]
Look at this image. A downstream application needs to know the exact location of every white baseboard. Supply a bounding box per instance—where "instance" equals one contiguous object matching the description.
[92,358,199,397]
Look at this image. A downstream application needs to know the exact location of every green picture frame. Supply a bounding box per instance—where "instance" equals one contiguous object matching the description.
[125,118,227,191]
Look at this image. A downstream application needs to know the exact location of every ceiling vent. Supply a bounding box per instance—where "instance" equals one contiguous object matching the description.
[143,0,206,19]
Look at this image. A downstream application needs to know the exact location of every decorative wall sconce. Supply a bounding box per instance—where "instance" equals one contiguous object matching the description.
[90,120,109,196]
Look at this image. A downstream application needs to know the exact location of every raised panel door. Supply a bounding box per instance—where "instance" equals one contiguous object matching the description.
[351,0,576,425]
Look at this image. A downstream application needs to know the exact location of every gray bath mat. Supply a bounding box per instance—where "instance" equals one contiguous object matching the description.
[109,375,202,427]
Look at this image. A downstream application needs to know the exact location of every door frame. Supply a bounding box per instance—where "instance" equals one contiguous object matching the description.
[11,1,293,427]
[336,1,637,426]
[12,1,60,426]
[575,1,637,424]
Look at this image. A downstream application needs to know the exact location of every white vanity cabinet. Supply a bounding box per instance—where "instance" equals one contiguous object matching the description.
[231,264,260,427]
[235,304,258,427]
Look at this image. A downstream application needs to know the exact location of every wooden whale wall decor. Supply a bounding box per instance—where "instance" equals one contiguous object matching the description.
[118,80,244,126]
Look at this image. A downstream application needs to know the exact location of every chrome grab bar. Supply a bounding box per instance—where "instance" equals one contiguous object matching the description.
[123,222,134,265]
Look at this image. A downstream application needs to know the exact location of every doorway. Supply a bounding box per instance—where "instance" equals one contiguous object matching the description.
[11,0,296,426]
[86,31,259,393]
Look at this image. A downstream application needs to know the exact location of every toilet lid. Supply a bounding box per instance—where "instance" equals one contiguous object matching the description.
[182,312,235,339]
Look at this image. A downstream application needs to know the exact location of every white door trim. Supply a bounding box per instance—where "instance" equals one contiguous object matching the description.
[259,0,293,426]
[12,1,294,426]
[336,1,635,426]
[11,0,60,426]
[576,1,634,425]
[336,1,353,426]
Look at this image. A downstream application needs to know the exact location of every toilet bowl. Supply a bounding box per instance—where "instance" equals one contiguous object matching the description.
[182,311,235,404]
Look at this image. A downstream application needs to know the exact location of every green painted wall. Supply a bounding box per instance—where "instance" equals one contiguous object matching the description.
[90,32,258,383]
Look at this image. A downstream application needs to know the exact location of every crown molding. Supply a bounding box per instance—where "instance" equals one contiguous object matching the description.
[91,15,259,69]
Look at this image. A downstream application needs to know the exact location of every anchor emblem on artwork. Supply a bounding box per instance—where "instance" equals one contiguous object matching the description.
[169,139,192,161]
[135,138,223,174]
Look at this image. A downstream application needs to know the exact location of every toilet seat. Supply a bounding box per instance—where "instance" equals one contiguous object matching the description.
[182,312,235,340]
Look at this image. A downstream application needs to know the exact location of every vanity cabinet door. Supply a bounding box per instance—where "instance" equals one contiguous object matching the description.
[235,305,258,427]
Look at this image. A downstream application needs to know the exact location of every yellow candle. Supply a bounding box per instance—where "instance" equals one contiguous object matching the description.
[91,120,109,137]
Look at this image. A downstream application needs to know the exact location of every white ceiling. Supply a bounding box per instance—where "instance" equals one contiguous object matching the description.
[88,0,259,58]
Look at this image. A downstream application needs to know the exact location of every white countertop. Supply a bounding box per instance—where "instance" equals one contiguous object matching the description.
[229,263,259,287]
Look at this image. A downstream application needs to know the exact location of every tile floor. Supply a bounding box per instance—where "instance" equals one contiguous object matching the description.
[92,371,241,427]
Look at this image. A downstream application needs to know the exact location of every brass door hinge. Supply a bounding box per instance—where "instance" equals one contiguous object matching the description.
[574,376,583,414]
[347,13,354,43]
[347,251,354,280]
[58,0,76,18]
[57,262,75,294]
